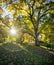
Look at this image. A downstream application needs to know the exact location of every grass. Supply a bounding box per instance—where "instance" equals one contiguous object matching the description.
[0,42,54,65]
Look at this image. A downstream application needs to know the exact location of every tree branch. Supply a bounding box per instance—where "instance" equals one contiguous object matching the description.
[40,8,54,19]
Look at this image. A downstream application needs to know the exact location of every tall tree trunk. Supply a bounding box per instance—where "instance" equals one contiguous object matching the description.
[34,28,39,46]
[30,13,40,46]
[35,33,39,46]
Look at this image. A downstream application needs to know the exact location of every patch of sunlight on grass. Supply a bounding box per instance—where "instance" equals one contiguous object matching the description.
[0,43,3,46]
[40,45,47,49]
[40,45,52,50]
[1,43,22,52]
[1,42,31,53]
[18,44,31,54]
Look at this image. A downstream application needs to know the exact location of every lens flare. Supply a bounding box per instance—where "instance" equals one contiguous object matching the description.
[10,28,17,36]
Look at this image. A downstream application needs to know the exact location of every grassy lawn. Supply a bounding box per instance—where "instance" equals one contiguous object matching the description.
[0,43,54,65]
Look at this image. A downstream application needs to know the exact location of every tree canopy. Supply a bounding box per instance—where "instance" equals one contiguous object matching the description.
[0,0,54,45]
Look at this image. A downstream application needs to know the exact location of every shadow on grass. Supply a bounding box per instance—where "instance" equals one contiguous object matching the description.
[0,43,54,65]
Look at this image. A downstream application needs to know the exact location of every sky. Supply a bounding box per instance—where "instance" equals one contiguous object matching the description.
[2,6,13,19]
[51,0,54,2]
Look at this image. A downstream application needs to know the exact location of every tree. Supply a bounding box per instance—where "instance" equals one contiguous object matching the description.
[1,0,54,45]
[17,0,54,45]
[0,24,7,43]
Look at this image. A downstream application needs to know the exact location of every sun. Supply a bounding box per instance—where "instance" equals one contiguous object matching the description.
[10,28,17,36]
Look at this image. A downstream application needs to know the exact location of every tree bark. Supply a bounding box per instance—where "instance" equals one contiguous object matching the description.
[34,26,39,46]
[34,30,39,46]
[29,11,40,46]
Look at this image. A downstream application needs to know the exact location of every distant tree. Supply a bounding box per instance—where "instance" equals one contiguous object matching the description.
[0,25,7,43]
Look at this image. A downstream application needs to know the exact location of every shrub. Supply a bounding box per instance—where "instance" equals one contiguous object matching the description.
[46,44,51,48]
